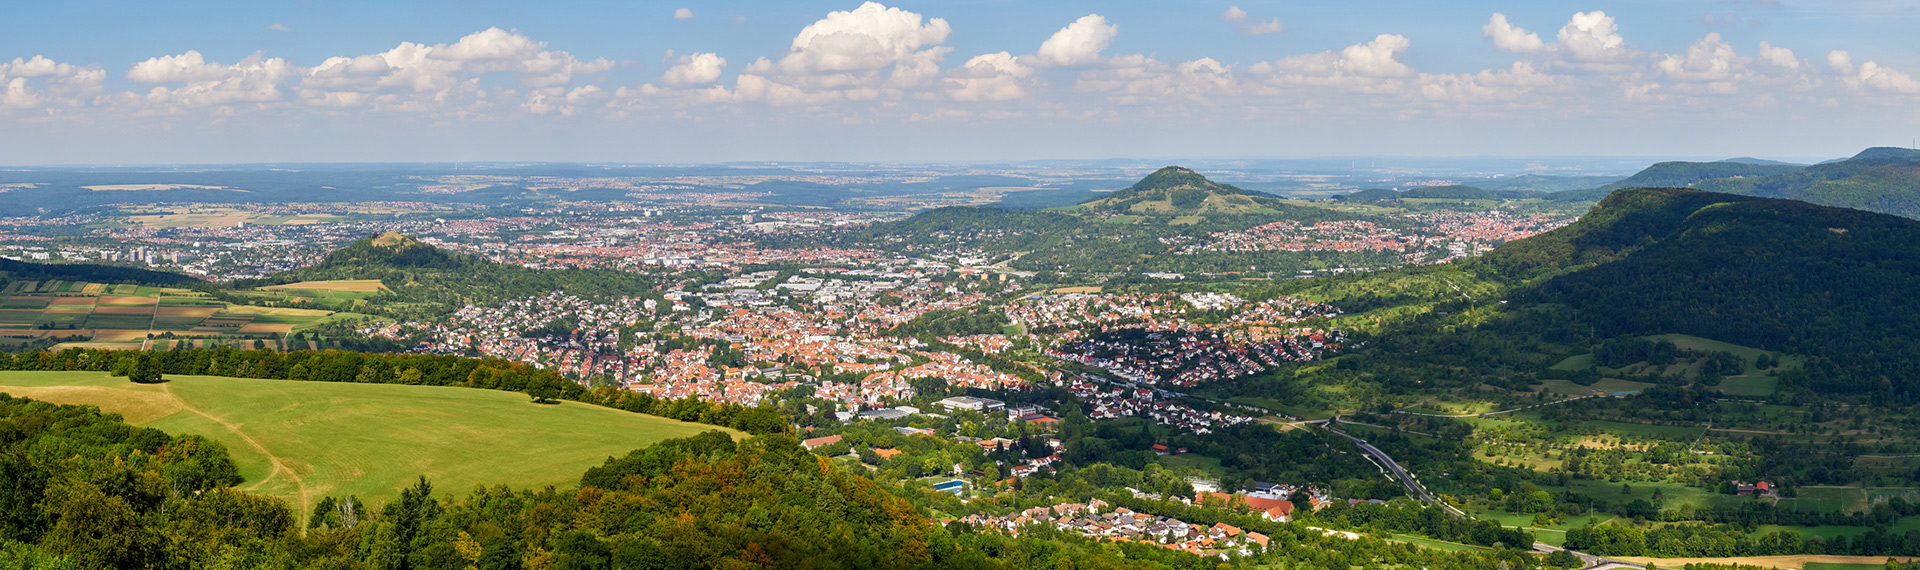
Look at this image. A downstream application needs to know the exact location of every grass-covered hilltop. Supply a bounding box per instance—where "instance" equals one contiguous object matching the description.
[1081,166,1295,216]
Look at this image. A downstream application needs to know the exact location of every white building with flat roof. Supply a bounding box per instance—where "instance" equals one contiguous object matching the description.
[937,396,1005,412]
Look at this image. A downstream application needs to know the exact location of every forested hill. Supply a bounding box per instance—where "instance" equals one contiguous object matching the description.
[1494,188,1920,396]
[243,232,654,316]
[0,257,201,286]
[1546,161,1800,202]
[1695,147,1920,219]
[1273,187,1920,401]
[1604,161,1803,190]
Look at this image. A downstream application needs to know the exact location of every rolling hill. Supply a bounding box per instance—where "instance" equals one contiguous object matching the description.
[1079,166,1293,216]
[0,370,737,513]
[244,232,656,317]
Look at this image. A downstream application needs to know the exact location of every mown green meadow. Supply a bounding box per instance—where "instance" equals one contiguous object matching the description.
[0,370,739,515]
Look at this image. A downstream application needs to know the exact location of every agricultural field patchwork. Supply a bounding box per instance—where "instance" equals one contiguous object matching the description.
[0,279,351,351]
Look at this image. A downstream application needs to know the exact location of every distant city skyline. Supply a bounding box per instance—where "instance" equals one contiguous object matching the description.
[2,0,1917,164]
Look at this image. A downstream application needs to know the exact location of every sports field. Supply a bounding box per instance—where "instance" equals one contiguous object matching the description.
[0,371,739,514]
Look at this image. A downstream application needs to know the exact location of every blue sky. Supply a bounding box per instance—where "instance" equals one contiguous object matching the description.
[1,1,1916,164]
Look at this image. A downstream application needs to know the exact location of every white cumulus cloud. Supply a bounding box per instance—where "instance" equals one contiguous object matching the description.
[674,8,693,19]
[735,2,954,106]
[1483,13,1545,53]
[1224,6,1280,35]
[662,53,727,86]
[1247,34,1414,93]
[945,52,1033,101]
[1756,41,1799,71]
[0,56,104,111]
[1339,34,1414,77]
[1420,61,1565,102]
[124,51,297,108]
[298,27,611,111]
[1656,33,1736,81]
[1034,14,1117,67]
[1557,11,1631,62]
[1829,51,1920,94]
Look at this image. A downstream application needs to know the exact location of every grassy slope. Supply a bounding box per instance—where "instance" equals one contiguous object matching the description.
[0,371,738,514]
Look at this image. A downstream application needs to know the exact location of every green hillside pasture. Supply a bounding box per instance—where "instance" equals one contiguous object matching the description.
[1469,511,1583,546]
[0,296,50,310]
[1716,375,1779,397]
[1754,517,1920,541]
[1537,377,1654,397]
[0,371,740,515]
[83,312,153,330]
[1549,334,1796,397]
[1549,353,1595,371]
[1389,534,1494,552]
[1804,563,1892,570]
[1555,479,1913,514]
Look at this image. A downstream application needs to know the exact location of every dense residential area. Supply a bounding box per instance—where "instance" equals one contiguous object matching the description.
[8,147,1920,569]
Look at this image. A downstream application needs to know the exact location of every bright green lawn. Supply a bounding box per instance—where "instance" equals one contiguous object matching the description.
[1753,517,1920,540]
[1716,375,1780,397]
[1388,534,1494,552]
[0,371,740,514]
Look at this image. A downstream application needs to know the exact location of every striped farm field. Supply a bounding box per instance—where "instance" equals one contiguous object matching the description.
[91,305,155,314]
[0,371,740,514]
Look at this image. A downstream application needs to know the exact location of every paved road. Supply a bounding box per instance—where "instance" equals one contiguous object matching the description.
[1319,417,1467,517]
[1533,541,1639,570]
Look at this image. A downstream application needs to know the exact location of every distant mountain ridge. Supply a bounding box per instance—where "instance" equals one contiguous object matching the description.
[1335,185,1538,202]
[1545,147,1920,218]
